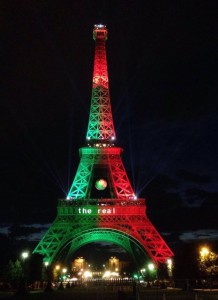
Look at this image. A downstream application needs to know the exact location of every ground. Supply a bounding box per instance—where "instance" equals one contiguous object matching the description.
[0,285,218,300]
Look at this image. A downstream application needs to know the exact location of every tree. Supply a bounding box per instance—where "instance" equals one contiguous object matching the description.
[199,247,218,277]
[5,259,23,288]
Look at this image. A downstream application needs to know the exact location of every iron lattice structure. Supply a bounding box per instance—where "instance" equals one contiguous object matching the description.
[86,25,115,141]
[67,148,134,200]
[33,25,173,265]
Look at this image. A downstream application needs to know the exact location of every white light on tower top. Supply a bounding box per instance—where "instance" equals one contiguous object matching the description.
[95,24,105,28]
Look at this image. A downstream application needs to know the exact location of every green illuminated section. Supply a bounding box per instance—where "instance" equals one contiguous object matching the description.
[67,230,146,262]
[67,159,93,199]
[86,85,115,141]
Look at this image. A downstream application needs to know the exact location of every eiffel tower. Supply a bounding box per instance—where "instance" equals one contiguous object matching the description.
[33,24,173,266]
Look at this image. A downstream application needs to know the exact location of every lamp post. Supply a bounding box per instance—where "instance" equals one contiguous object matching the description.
[147,262,157,287]
[166,258,174,287]
[62,267,67,280]
[15,251,29,296]
[167,259,173,278]
[199,246,210,274]
[54,264,61,282]
[21,251,29,280]
[58,267,67,290]
[44,261,53,292]
[21,251,29,281]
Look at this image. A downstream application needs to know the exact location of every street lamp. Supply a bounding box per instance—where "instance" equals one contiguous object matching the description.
[147,262,157,283]
[21,251,29,276]
[53,264,61,282]
[200,247,210,257]
[148,263,155,271]
[21,251,29,261]
[167,258,173,278]
[140,268,146,280]
[55,264,60,271]
[44,261,49,268]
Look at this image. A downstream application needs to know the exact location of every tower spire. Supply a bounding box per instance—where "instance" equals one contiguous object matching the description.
[86,24,115,143]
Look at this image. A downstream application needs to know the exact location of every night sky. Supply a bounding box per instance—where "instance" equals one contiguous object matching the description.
[1,0,218,251]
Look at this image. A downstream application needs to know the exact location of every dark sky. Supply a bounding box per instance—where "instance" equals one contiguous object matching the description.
[1,0,218,248]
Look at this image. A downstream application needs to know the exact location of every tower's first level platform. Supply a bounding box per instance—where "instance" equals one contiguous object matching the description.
[58,198,146,216]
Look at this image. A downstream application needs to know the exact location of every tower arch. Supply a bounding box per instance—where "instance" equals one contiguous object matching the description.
[54,228,149,264]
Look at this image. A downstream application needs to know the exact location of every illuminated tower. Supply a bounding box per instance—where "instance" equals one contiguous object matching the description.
[33,25,173,266]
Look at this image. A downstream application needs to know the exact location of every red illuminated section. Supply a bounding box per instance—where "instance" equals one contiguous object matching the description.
[92,24,108,89]
[95,201,174,264]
